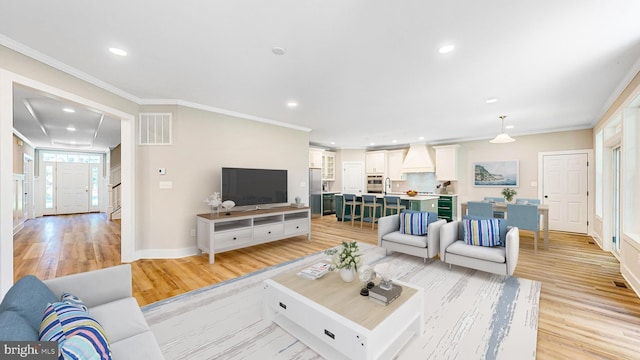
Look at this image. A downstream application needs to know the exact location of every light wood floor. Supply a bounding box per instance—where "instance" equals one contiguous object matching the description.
[13,213,640,359]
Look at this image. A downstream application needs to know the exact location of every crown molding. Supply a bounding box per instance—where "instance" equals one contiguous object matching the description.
[0,36,311,133]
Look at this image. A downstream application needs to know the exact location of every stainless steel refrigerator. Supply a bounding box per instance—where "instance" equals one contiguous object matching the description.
[309,168,322,217]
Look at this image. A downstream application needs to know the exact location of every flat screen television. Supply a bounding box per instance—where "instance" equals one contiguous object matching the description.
[221,167,288,207]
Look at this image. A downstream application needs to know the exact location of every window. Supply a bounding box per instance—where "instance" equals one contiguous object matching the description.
[45,165,54,209]
[91,166,99,207]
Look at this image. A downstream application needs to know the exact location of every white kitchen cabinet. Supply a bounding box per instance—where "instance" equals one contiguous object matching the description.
[434,145,459,181]
[366,151,387,174]
[386,149,407,181]
[309,148,323,168]
[322,151,335,180]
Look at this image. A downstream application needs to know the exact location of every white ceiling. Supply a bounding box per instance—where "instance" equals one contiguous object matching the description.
[2,1,640,150]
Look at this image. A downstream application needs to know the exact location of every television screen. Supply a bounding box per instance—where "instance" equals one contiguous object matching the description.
[221,167,288,207]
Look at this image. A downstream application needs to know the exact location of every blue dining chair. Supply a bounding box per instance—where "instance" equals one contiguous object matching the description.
[484,197,505,218]
[467,201,494,218]
[507,203,540,252]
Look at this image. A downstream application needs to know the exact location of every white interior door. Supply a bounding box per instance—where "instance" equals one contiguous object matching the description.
[543,153,588,233]
[342,162,365,194]
[57,163,90,214]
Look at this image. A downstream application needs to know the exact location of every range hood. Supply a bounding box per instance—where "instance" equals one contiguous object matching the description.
[402,143,435,173]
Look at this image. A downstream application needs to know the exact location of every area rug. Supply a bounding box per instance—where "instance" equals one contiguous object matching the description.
[143,245,540,360]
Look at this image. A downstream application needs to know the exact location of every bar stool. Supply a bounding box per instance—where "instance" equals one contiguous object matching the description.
[383,196,406,216]
[341,194,361,226]
[361,195,382,229]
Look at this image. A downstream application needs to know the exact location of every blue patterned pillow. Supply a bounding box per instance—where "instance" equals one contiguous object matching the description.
[463,218,502,246]
[61,293,88,312]
[399,212,430,235]
[39,302,112,359]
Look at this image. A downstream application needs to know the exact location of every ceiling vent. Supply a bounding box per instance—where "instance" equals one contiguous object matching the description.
[402,143,434,173]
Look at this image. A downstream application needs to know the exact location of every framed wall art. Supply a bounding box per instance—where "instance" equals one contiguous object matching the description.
[473,160,519,187]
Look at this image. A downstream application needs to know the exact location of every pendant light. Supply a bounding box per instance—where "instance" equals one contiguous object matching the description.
[490,115,515,143]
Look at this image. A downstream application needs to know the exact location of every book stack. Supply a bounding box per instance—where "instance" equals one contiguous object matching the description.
[297,262,331,280]
[368,284,403,305]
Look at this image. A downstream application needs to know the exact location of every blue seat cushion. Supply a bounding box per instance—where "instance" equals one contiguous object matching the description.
[0,275,58,335]
[0,310,39,341]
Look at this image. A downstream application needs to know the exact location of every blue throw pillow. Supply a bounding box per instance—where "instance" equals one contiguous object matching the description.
[463,215,507,245]
[400,212,431,235]
[61,293,88,312]
[463,218,502,247]
[40,302,112,359]
[0,310,39,341]
[0,275,58,332]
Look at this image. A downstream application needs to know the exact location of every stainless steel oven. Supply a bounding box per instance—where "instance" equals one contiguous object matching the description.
[366,175,383,193]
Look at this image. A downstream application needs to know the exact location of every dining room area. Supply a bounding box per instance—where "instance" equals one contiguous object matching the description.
[460,196,549,253]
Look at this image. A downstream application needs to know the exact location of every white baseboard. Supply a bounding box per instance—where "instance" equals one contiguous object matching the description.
[622,264,640,299]
[134,246,199,260]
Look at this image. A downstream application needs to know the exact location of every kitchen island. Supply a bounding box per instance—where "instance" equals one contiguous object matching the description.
[334,193,438,224]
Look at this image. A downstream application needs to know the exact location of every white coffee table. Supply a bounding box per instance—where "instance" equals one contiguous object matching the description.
[263,268,424,360]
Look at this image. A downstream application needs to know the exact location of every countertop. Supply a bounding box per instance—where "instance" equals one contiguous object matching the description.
[334,193,439,201]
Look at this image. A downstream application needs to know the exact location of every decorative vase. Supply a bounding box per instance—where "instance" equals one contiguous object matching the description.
[339,267,356,282]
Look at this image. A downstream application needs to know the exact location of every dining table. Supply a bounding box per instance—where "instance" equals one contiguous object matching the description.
[460,202,550,251]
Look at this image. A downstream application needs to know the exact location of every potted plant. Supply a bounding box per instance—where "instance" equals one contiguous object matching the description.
[501,188,517,202]
[325,241,361,282]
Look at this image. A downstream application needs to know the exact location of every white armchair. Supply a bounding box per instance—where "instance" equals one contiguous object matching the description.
[378,213,446,262]
[439,220,520,276]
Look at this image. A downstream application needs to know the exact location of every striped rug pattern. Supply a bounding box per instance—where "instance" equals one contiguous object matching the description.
[143,245,540,359]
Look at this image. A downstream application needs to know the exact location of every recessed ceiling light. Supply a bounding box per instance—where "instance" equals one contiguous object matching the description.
[272,47,287,55]
[330,141,335,145]
[66,127,76,131]
[109,47,127,56]
[369,142,375,146]
[438,44,455,54]
[506,125,515,129]
[486,98,498,104]
[63,108,75,113]
[418,136,425,141]
[391,140,398,143]
[287,101,298,108]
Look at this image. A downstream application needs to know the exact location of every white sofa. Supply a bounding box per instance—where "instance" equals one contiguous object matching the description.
[377,213,446,261]
[44,264,164,359]
[439,220,520,276]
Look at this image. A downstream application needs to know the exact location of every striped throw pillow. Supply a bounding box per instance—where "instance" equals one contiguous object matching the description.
[463,218,502,247]
[39,302,112,359]
[399,212,430,235]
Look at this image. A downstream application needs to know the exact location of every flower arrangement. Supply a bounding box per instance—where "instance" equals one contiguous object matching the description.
[325,241,361,272]
[501,188,517,202]
[204,193,222,214]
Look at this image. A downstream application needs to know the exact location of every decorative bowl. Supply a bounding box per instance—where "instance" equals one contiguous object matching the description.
[406,190,418,197]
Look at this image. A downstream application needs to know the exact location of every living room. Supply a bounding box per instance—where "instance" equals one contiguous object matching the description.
[2,2,640,358]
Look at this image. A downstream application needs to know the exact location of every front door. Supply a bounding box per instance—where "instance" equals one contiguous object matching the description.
[57,162,90,214]
[542,153,588,233]
[342,162,365,194]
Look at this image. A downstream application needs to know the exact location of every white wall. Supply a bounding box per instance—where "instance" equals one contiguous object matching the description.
[0,45,310,296]
[593,69,640,297]
[135,105,309,256]
[453,129,593,204]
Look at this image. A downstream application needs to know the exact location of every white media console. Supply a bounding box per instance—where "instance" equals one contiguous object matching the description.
[196,206,311,264]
